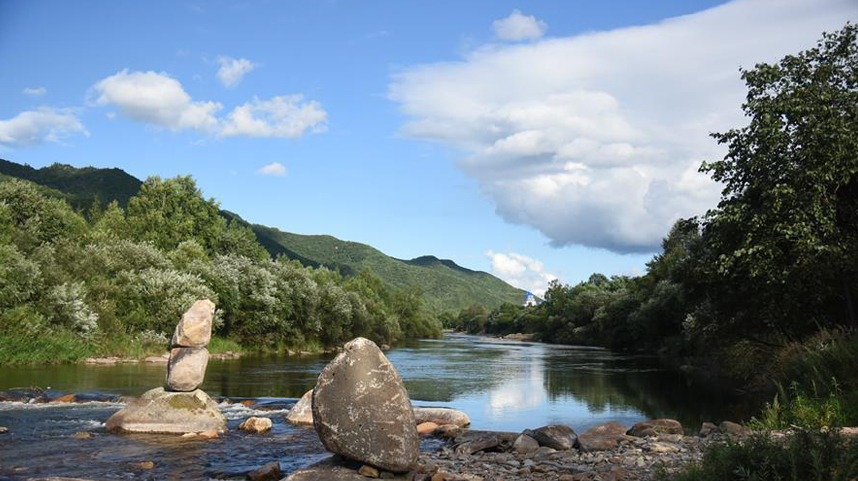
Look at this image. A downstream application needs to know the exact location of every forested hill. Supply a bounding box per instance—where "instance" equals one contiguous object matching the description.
[0,158,526,312]
[0,159,141,210]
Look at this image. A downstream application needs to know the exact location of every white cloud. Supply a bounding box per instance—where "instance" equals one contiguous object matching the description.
[92,69,327,139]
[92,69,221,132]
[22,87,47,97]
[391,0,857,253]
[217,56,257,88]
[0,108,87,148]
[257,161,287,177]
[220,95,327,138]
[487,250,557,297]
[492,10,547,41]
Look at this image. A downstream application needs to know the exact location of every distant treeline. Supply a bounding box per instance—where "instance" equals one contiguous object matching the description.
[0,175,440,364]
[444,26,858,417]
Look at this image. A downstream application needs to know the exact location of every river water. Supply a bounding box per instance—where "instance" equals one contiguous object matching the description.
[0,334,742,480]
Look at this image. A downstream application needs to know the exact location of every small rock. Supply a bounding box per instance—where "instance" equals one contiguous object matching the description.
[512,434,539,454]
[285,390,314,425]
[359,465,380,478]
[531,446,556,458]
[699,422,719,437]
[417,421,440,436]
[719,421,749,437]
[52,394,77,403]
[627,419,683,437]
[239,417,272,433]
[647,442,680,454]
[658,433,683,443]
[248,461,283,481]
[381,344,391,351]
[197,429,219,439]
[0,427,7,434]
[528,425,577,450]
[577,422,628,452]
[71,431,91,439]
[131,461,155,470]
[432,424,461,439]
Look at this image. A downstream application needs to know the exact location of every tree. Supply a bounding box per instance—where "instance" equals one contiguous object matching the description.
[698,24,858,337]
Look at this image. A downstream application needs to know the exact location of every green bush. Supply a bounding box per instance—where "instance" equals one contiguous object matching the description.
[666,430,858,481]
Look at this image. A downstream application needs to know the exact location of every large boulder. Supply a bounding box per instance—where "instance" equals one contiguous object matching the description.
[413,407,471,427]
[577,422,630,451]
[165,347,209,392]
[105,387,226,434]
[312,338,419,473]
[172,299,215,348]
[527,425,578,450]
[285,390,314,426]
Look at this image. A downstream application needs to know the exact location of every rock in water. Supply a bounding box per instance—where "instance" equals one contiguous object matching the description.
[105,387,226,434]
[285,390,314,426]
[312,337,419,473]
[172,299,215,348]
[165,347,209,392]
[239,417,273,433]
[413,407,471,427]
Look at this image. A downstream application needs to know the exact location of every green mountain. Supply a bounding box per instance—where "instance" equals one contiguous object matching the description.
[0,159,142,210]
[0,158,527,312]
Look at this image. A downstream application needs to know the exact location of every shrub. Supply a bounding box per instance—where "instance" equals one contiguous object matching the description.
[665,430,858,481]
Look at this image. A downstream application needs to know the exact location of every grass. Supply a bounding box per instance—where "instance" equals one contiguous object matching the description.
[751,380,852,430]
[0,330,96,365]
[664,430,858,481]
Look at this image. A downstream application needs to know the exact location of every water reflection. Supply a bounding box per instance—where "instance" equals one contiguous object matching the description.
[0,334,746,434]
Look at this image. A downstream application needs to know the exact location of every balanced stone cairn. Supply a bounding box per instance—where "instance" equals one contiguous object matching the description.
[105,300,226,435]
[166,299,214,391]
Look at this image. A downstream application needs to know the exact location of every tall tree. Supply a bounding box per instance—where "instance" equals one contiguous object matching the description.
[699,24,858,336]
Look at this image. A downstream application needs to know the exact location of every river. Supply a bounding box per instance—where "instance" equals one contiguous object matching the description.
[0,334,743,480]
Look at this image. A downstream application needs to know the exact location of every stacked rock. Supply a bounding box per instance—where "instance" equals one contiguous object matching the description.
[105,299,226,435]
[165,299,214,392]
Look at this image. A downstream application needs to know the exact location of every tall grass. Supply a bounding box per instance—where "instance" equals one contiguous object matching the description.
[665,430,858,481]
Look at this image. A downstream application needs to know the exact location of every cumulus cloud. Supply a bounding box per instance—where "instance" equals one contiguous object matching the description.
[391,0,857,253]
[92,69,327,139]
[22,87,47,97]
[257,161,287,176]
[92,69,221,132]
[217,56,257,88]
[0,108,87,148]
[220,95,328,138]
[492,10,547,41]
[487,250,557,296]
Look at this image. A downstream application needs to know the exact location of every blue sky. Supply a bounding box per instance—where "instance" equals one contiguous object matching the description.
[1,0,855,295]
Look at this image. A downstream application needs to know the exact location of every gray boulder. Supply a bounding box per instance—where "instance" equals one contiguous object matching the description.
[527,425,578,450]
[285,390,314,426]
[171,299,215,348]
[312,337,419,473]
[165,347,209,392]
[105,387,226,434]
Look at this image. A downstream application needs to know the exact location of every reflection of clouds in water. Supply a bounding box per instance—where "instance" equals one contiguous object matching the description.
[487,351,546,416]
